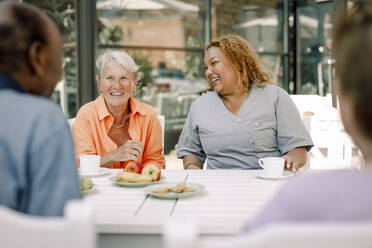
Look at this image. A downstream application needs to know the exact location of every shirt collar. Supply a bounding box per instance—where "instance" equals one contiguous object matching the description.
[96,95,146,121]
[0,73,26,93]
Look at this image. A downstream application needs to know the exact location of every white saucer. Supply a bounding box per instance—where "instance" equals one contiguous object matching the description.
[256,170,295,180]
[78,168,110,177]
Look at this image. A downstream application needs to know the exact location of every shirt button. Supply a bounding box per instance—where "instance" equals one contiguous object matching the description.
[246,121,250,125]
[237,118,242,122]
[250,139,254,143]
[254,122,259,126]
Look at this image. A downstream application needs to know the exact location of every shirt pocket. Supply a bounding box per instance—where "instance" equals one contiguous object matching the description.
[252,120,277,151]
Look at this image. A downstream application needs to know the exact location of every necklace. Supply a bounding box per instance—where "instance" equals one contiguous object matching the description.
[112,117,126,129]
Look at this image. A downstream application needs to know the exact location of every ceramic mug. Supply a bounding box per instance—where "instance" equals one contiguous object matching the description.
[80,155,100,174]
[258,157,285,177]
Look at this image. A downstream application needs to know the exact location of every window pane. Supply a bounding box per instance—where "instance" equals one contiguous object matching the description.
[211,1,285,86]
[28,0,78,118]
[97,0,205,48]
[296,2,334,95]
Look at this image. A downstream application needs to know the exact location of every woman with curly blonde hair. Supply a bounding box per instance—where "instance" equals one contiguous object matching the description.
[206,35,271,90]
[177,34,313,170]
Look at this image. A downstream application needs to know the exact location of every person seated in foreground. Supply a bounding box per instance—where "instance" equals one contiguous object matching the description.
[72,51,165,169]
[242,2,372,232]
[177,34,313,171]
[0,1,81,216]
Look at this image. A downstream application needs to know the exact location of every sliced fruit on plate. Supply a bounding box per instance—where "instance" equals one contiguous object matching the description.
[141,163,161,181]
[116,171,152,183]
[124,161,143,174]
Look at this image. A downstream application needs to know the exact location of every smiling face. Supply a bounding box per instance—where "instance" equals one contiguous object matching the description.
[98,61,138,108]
[204,46,240,96]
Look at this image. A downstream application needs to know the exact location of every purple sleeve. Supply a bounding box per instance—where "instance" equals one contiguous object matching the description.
[241,175,317,232]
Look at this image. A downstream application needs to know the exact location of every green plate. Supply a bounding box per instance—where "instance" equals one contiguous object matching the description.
[144,182,205,199]
[110,175,165,187]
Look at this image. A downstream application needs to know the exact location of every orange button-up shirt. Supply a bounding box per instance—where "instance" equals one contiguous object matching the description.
[72,96,165,169]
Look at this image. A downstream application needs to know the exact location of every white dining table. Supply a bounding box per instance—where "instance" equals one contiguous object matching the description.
[84,169,289,248]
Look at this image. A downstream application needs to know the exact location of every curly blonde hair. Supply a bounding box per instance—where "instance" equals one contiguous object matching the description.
[206,34,271,91]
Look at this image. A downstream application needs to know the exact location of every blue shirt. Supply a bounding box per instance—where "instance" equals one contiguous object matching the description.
[0,73,81,216]
[177,84,313,169]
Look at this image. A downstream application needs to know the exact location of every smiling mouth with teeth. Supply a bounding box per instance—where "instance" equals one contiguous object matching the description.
[211,78,219,84]
[110,92,124,96]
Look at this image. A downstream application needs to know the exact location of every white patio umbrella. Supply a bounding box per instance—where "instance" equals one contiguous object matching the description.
[97,0,198,12]
[236,15,331,29]
[235,17,278,29]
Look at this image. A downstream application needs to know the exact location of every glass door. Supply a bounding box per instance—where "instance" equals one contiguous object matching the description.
[296,1,334,96]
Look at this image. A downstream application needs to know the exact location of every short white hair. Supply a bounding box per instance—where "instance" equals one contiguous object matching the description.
[96,50,139,79]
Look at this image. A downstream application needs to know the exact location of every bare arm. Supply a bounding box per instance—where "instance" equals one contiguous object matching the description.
[282,147,307,172]
[183,154,203,170]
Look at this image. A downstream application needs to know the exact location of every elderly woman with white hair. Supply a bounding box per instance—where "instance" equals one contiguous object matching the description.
[72,50,165,169]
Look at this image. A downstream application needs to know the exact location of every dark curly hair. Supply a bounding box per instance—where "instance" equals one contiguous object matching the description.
[333,1,372,140]
[206,34,272,91]
[0,1,48,73]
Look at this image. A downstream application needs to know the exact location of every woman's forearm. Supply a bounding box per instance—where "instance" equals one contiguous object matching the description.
[183,154,203,170]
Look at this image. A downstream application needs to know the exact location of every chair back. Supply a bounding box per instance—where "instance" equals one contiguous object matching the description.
[196,222,372,248]
[0,200,96,248]
[290,94,356,169]
[67,117,76,129]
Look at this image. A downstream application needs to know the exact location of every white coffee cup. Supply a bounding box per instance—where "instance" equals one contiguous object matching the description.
[258,157,285,177]
[80,155,100,174]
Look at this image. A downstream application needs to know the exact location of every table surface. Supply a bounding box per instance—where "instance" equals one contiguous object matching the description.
[85,169,287,235]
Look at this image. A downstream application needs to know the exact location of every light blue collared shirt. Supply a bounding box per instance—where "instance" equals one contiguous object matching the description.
[0,73,81,216]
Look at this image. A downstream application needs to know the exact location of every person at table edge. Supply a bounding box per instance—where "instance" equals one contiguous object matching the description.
[243,2,372,231]
[177,34,313,171]
[72,51,165,169]
[0,1,81,216]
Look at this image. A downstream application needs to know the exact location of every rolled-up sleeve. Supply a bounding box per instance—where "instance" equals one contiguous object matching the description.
[275,89,314,154]
[176,103,206,163]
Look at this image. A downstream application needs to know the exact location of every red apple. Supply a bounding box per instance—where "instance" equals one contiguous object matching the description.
[141,164,161,181]
[124,161,143,174]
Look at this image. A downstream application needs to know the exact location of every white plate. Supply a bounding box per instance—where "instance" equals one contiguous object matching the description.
[78,168,110,177]
[144,182,206,199]
[110,175,165,187]
[256,170,295,180]
[81,184,96,194]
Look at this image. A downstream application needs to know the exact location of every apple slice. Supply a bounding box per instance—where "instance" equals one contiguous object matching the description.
[124,161,143,174]
[142,164,161,181]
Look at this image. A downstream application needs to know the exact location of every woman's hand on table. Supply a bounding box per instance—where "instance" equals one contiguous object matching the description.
[282,147,307,173]
[101,140,143,167]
